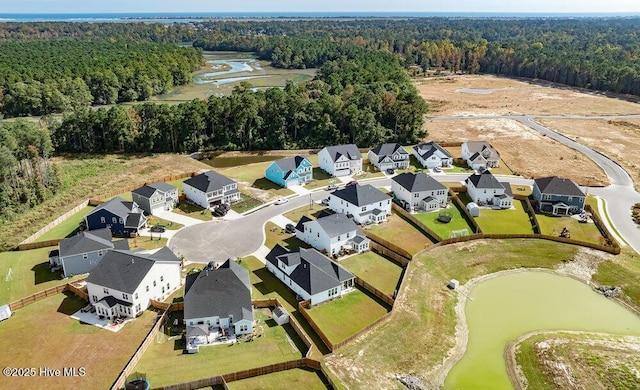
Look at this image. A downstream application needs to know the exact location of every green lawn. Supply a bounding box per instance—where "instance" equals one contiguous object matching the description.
[413,203,474,241]
[355,161,385,180]
[537,214,605,244]
[35,206,95,242]
[265,222,309,251]
[0,247,83,305]
[231,193,264,214]
[474,200,535,235]
[127,237,168,251]
[304,167,337,190]
[306,288,389,345]
[219,163,294,198]
[134,309,304,387]
[174,201,212,221]
[593,249,640,311]
[283,205,330,224]
[147,215,184,230]
[227,368,330,390]
[340,252,403,296]
[366,212,434,255]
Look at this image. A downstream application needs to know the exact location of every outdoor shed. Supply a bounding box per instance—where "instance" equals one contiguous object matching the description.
[272,306,290,325]
[447,279,460,290]
[467,202,480,217]
[0,304,12,322]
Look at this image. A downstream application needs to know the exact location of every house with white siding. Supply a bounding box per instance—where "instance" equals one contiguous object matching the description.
[265,245,355,306]
[367,143,409,171]
[412,142,453,169]
[183,171,241,209]
[86,248,182,321]
[465,171,513,209]
[318,144,362,177]
[328,184,392,225]
[391,173,448,212]
[295,212,370,256]
[131,182,178,215]
[461,141,500,171]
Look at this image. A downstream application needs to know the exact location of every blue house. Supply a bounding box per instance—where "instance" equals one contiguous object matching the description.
[265,155,313,188]
[532,176,586,215]
[84,197,147,236]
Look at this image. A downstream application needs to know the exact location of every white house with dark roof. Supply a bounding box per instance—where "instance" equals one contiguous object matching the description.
[183,260,253,351]
[265,245,355,306]
[328,184,392,225]
[465,171,513,208]
[183,170,241,209]
[48,228,129,277]
[86,248,181,320]
[265,155,313,188]
[318,144,362,177]
[461,141,500,171]
[532,176,586,215]
[84,197,147,236]
[367,143,409,171]
[131,182,178,215]
[412,141,454,169]
[392,172,448,212]
[295,212,370,255]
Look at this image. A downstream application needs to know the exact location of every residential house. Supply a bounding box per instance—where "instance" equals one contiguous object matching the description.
[48,228,129,277]
[86,248,182,320]
[265,155,313,188]
[533,176,586,215]
[465,171,513,209]
[84,197,147,236]
[318,144,362,177]
[183,170,241,209]
[461,141,500,170]
[412,141,453,169]
[295,212,370,256]
[328,184,391,225]
[183,259,254,349]
[367,143,409,171]
[131,182,179,215]
[392,172,448,212]
[265,245,355,306]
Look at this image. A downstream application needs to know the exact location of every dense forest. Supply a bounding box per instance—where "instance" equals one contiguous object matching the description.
[0,120,59,222]
[0,39,201,117]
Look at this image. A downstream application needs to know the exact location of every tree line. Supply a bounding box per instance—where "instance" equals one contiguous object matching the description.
[0,39,202,117]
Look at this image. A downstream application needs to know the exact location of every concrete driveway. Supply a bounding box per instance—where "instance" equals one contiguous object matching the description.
[154,210,204,227]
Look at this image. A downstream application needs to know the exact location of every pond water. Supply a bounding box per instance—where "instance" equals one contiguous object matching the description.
[444,271,640,390]
[201,155,285,168]
[195,57,265,85]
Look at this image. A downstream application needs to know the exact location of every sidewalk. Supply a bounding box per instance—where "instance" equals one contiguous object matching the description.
[269,214,296,229]
[288,185,311,196]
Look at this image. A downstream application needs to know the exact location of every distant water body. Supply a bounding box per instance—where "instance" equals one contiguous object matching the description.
[1,12,639,23]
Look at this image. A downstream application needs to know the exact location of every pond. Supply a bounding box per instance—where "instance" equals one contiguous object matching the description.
[201,154,285,168]
[444,271,640,390]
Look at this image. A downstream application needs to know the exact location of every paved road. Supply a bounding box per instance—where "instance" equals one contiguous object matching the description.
[428,113,640,252]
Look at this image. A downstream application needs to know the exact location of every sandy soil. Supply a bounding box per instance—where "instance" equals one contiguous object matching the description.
[425,118,609,186]
[415,75,640,117]
[538,119,640,191]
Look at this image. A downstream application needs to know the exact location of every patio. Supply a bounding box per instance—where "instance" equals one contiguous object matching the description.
[70,306,131,332]
[186,325,238,353]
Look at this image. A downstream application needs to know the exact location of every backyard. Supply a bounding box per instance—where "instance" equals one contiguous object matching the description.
[305,288,390,345]
[283,205,330,224]
[366,212,434,255]
[264,222,309,251]
[35,205,95,242]
[0,292,158,390]
[339,252,404,296]
[218,162,294,198]
[456,193,534,235]
[133,308,305,387]
[227,368,330,390]
[413,203,474,241]
[536,214,605,244]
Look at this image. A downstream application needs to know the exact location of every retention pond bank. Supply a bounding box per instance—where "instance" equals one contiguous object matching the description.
[445,271,640,390]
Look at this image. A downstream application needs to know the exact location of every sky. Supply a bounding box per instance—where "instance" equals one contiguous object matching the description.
[3,0,640,14]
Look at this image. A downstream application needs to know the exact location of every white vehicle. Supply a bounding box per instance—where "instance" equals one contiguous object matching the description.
[274,198,289,205]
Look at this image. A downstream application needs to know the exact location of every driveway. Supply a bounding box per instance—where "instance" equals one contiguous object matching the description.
[154,210,204,227]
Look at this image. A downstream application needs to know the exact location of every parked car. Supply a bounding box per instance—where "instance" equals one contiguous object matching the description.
[150,225,166,233]
[433,166,442,173]
[321,198,330,206]
[274,198,289,205]
[285,224,296,234]
[327,184,339,190]
[217,203,231,212]
[386,168,395,175]
[346,180,358,187]
[212,208,227,217]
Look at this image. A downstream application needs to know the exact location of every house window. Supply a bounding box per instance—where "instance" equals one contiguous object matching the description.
[135,304,141,312]
[338,235,341,241]
[119,218,124,224]
[98,250,103,256]
[361,207,366,212]
[92,295,98,303]
[317,232,320,238]
[112,217,117,223]
[103,288,109,294]
[167,282,170,289]
[127,307,131,314]
[414,193,419,198]
[160,276,164,282]
[145,285,149,292]
[100,217,105,223]
[543,194,552,201]
[83,253,88,260]
[122,293,128,300]
[153,281,156,287]
[134,293,138,300]
[567,196,573,202]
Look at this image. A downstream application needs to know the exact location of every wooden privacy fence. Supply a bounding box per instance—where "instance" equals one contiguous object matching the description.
[18,198,91,246]
[448,188,482,234]
[17,238,64,251]
[363,230,413,260]
[152,375,226,390]
[331,311,393,351]
[8,284,68,311]
[369,241,411,266]
[95,171,198,202]
[391,203,442,242]
[355,276,395,307]
[585,204,620,248]
[516,195,541,234]
[149,300,184,312]
[66,282,89,301]
[298,301,335,352]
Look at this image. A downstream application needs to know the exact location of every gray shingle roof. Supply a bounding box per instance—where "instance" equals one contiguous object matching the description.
[534,176,585,197]
[265,246,354,296]
[393,172,447,193]
[331,184,391,207]
[184,171,236,193]
[125,213,146,228]
[413,141,453,159]
[184,259,253,322]
[465,171,505,190]
[88,197,136,220]
[295,216,313,232]
[97,295,132,308]
[59,228,114,257]
[311,213,360,239]
[86,249,177,294]
[147,182,177,193]
[500,182,514,197]
[323,144,361,163]
[370,143,407,158]
[274,155,309,172]
[186,324,209,337]
[132,182,177,198]
[465,141,499,160]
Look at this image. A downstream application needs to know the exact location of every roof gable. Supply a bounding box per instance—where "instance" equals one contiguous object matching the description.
[184,171,236,193]
[86,250,158,294]
[87,197,136,220]
[323,144,361,163]
[534,176,585,197]
[392,172,447,193]
[312,213,360,238]
[413,141,453,159]
[465,171,505,189]
[59,228,115,257]
[371,143,408,158]
[273,155,311,173]
[331,184,391,207]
